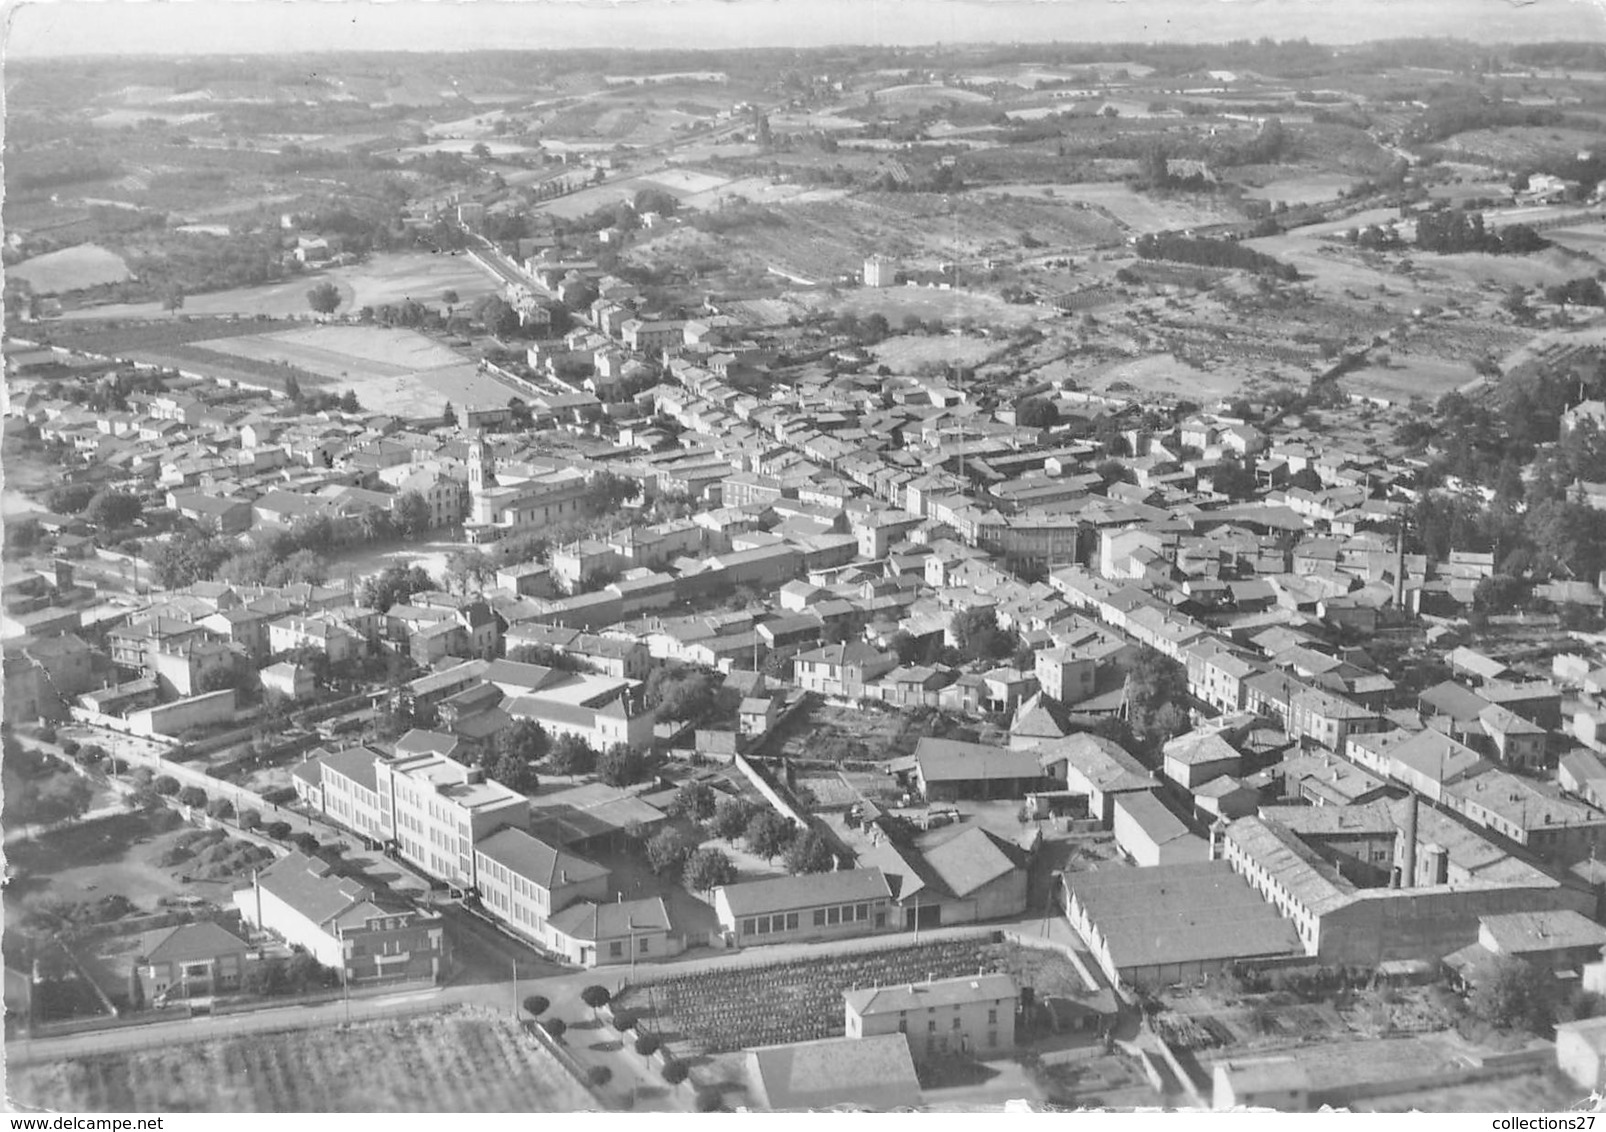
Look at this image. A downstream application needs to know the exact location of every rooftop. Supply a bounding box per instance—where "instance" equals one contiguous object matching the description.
[845,971,1017,1017]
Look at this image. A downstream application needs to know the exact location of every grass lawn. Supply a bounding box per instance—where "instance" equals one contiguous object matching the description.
[9,1007,597,1112]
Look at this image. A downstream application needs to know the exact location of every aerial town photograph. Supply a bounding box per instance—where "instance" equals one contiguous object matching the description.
[8,0,1606,1116]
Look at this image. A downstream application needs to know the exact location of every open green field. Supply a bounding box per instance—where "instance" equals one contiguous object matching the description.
[11,243,133,295]
[820,287,1043,331]
[872,332,1013,371]
[1080,352,1250,402]
[58,253,499,321]
[1341,356,1478,405]
[9,1008,597,1112]
[194,325,520,417]
[1239,172,1356,206]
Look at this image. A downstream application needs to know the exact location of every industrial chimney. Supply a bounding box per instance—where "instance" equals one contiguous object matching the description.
[1400,794,1419,889]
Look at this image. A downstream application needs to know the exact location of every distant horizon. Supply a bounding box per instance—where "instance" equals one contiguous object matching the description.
[5,0,1605,60]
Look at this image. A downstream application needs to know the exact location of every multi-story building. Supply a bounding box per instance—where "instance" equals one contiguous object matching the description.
[374,751,530,890]
[472,826,611,941]
[236,852,447,984]
[844,972,1017,1061]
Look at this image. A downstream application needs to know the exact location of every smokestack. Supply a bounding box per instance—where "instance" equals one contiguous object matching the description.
[1400,794,1419,889]
[1393,514,1407,609]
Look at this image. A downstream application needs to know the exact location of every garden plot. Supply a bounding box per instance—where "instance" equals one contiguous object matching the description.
[9,1008,596,1112]
[10,243,133,295]
[806,287,1042,331]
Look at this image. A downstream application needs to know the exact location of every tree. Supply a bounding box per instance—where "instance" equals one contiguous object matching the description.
[284,374,303,404]
[177,786,207,809]
[442,401,458,428]
[580,984,612,1020]
[1470,956,1559,1033]
[46,483,97,514]
[161,285,186,315]
[238,808,262,831]
[668,780,718,822]
[471,142,491,159]
[662,1062,688,1085]
[523,994,550,1017]
[339,390,361,414]
[711,796,756,842]
[307,281,343,316]
[206,797,235,821]
[546,734,598,776]
[495,719,551,765]
[1123,648,1191,752]
[442,289,460,307]
[646,667,720,726]
[1288,467,1323,492]
[953,606,1014,664]
[783,827,835,875]
[1016,397,1060,429]
[153,774,180,796]
[745,810,796,862]
[360,564,437,614]
[487,752,540,795]
[597,743,647,787]
[634,1033,661,1056]
[544,1018,567,1040]
[587,1066,612,1088]
[645,828,694,878]
[683,846,738,892]
[393,491,433,539]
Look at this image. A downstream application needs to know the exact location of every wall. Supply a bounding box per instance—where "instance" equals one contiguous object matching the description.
[128,689,237,738]
[732,752,810,828]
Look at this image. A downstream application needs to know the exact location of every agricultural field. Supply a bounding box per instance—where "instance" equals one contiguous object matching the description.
[1438,126,1606,169]
[617,935,1086,1056]
[986,182,1243,233]
[9,1008,598,1112]
[56,252,500,321]
[11,243,134,295]
[195,325,517,416]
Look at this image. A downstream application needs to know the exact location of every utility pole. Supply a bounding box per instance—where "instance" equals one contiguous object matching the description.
[511,957,519,1020]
